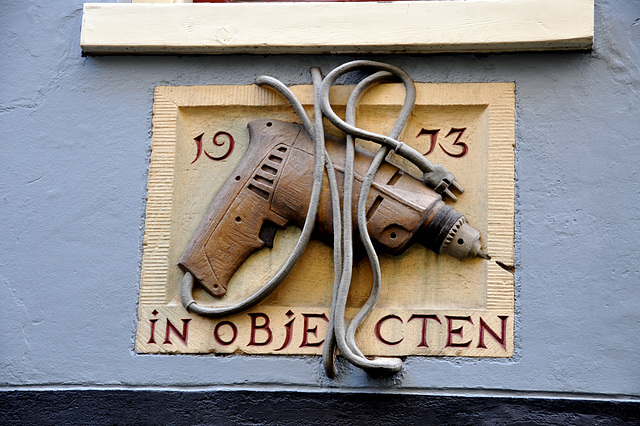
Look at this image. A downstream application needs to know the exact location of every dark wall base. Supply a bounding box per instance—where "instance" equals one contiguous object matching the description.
[1,390,638,425]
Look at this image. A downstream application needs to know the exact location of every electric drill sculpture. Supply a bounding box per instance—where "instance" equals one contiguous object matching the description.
[179,61,489,377]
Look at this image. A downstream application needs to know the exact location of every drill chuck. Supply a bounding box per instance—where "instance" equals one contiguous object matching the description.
[418,205,489,260]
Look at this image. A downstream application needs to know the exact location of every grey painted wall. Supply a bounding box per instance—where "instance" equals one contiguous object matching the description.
[1,0,639,397]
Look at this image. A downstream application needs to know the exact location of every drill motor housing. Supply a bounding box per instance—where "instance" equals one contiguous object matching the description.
[180,119,485,298]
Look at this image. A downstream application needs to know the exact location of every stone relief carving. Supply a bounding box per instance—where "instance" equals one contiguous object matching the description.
[136,61,515,378]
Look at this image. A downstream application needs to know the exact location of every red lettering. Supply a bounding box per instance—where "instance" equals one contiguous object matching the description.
[248,313,273,346]
[147,319,158,344]
[418,127,468,158]
[191,134,204,164]
[408,314,441,347]
[192,131,235,164]
[477,316,509,349]
[445,315,473,348]
[276,310,296,351]
[439,128,468,158]
[374,314,404,345]
[213,321,238,346]
[147,310,159,344]
[163,318,191,345]
[299,313,328,348]
[417,128,440,156]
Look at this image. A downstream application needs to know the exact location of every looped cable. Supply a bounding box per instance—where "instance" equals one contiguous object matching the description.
[180,61,462,376]
[320,60,463,201]
[323,68,414,374]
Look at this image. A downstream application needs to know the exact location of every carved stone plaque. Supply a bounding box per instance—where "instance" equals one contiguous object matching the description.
[137,83,515,358]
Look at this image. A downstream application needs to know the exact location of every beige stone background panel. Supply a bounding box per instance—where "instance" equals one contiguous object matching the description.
[137,83,515,357]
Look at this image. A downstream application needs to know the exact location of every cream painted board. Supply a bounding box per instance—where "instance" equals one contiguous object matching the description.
[136,82,515,357]
[81,0,593,54]
[132,0,190,3]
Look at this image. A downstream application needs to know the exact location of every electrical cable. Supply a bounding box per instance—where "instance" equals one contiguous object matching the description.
[181,60,463,375]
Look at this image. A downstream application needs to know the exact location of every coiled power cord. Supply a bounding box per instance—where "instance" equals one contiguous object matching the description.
[181,60,463,377]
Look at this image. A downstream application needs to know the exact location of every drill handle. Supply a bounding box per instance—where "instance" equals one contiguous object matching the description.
[180,187,288,297]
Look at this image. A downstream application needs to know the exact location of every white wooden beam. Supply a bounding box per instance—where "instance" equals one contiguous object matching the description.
[81,0,593,55]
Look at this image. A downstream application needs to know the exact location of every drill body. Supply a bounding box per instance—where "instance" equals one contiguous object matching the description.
[180,119,485,298]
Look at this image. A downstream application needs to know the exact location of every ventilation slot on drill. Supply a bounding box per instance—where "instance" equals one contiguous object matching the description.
[253,175,274,186]
[277,147,287,153]
[268,155,283,164]
[387,170,403,186]
[248,184,270,200]
[261,164,278,175]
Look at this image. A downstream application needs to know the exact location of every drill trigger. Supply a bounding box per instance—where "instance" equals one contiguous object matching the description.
[259,220,280,248]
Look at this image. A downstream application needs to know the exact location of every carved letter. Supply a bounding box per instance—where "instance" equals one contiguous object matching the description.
[408,314,441,347]
[147,319,158,344]
[275,310,296,351]
[417,128,440,156]
[299,313,329,348]
[445,315,473,348]
[477,316,508,349]
[374,314,404,346]
[205,131,235,161]
[192,131,235,164]
[439,128,468,158]
[191,133,204,164]
[213,320,238,346]
[147,310,159,344]
[163,318,191,345]
[248,313,273,346]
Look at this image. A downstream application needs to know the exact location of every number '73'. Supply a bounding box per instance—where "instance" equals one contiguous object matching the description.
[417,127,468,158]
